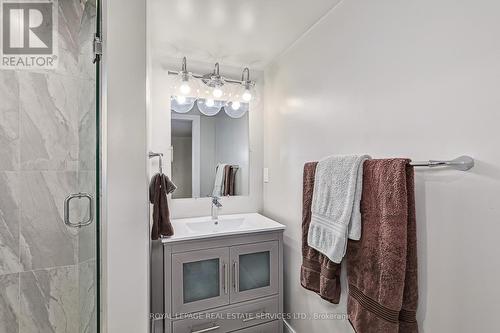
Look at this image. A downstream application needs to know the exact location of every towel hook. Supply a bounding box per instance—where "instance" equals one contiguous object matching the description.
[148,152,163,174]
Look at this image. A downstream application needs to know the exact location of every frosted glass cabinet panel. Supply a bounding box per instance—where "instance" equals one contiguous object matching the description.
[231,241,279,303]
[183,258,220,303]
[239,251,271,292]
[172,248,229,314]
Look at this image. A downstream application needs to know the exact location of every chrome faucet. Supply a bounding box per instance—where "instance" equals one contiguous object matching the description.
[210,196,223,223]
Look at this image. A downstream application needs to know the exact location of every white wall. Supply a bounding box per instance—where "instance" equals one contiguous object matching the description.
[263,0,500,332]
[102,0,148,332]
[149,60,263,218]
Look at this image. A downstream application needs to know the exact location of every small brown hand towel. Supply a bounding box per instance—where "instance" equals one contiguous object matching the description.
[149,173,176,240]
[300,162,342,304]
[223,165,232,196]
[346,159,418,333]
[229,167,237,195]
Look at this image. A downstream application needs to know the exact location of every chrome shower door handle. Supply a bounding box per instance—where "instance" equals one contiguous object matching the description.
[64,192,94,228]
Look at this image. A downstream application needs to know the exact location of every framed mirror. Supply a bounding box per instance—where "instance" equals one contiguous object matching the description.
[170,100,249,199]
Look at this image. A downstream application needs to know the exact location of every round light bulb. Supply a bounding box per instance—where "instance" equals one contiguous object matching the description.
[224,102,249,118]
[213,87,223,99]
[171,96,195,113]
[231,101,241,110]
[242,89,252,102]
[176,95,187,104]
[179,82,191,95]
[197,99,222,116]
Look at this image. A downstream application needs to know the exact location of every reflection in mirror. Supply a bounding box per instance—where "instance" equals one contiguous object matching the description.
[171,101,249,199]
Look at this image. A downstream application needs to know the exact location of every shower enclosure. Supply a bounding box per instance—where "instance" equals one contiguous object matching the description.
[0,0,100,332]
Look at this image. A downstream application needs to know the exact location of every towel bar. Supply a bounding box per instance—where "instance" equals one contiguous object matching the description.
[410,155,474,171]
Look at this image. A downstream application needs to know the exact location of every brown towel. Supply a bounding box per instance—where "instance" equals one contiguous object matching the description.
[149,173,176,240]
[300,162,342,304]
[229,167,236,195]
[223,166,238,196]
[223,165,232,196]
[346,159,418,333]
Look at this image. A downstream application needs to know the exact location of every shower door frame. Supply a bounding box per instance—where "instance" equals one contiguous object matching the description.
[95,0,102,332]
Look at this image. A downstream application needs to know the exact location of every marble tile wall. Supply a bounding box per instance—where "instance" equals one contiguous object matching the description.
[0,71,19,171]
[19,171,79,271]
[0,172,21,276]
[78,260,97,333]
[0,1,98,332]
[0,273,19,333]
[19,72,79,171]
[19,266,79,333]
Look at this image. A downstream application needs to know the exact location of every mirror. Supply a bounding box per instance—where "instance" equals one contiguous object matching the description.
[170,100,249,199]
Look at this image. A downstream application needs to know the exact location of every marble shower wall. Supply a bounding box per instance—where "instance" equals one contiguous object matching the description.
[0,1,97,333]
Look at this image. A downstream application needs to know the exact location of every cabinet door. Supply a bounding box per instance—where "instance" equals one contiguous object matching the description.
[230,241,279,303]
[172,248,230,314]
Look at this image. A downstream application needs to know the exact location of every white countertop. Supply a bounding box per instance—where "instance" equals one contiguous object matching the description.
[161,213,286,243]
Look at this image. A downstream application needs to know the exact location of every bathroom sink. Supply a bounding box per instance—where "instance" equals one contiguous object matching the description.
[162,213,286,243]
[186,217,246,233]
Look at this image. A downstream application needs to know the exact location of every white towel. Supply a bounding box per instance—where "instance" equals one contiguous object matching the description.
[212,163,227,197]
[307,155,370,263]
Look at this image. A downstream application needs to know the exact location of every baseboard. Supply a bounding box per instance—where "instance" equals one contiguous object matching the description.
[283,319,297,333]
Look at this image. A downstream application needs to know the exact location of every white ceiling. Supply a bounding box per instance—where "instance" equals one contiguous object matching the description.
[149,0,341,70]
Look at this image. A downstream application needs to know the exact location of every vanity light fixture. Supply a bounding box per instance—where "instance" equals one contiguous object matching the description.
[168,57,257,117]
[202,62,226,100]
[240,67,255,103]
[173,57,198,98]
[171,57,198,113]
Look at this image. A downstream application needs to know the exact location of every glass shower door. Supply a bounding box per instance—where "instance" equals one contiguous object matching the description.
[60,0,100,333]
[75,0,100,332]
[61,0,100,332]
[0,0,99,332]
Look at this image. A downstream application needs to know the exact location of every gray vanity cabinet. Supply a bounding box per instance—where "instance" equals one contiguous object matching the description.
[156,231,284,333]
